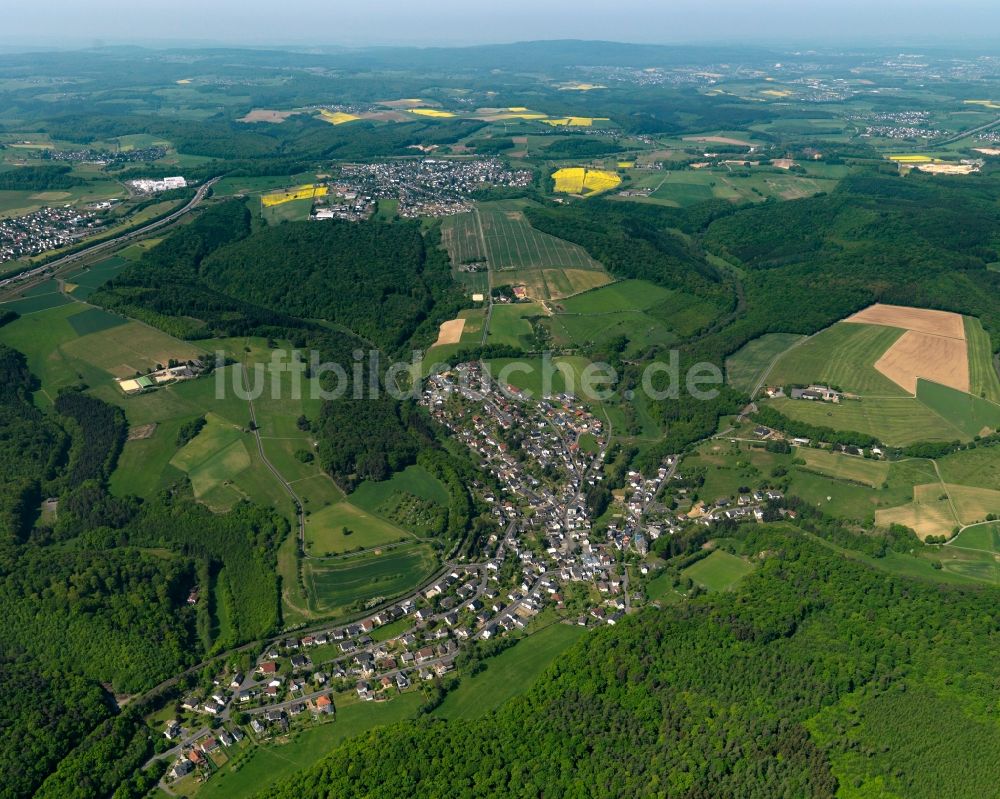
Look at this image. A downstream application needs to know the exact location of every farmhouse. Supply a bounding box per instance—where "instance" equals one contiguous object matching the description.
[790,385,840,403]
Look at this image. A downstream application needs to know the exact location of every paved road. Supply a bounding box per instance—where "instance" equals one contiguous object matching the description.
[0,177,219,294]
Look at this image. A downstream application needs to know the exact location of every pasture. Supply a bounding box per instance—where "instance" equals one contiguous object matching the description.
[434,622,584,719]
[949,522,1000,554]
[615,167,840,207]
[170,414,253,512]
[682,550,754,591]
[768,396,966,447]
[487,302,545,349]
[303,543,439,615]
[553,278,719,345]
[304,500,413,556]
[350,465,449,511]
[795,447,890,488]
[938,444,1000,491]
[767,322,907,395]
[965,317,1000,402]
[725,332,806,393]
[482,355,595,399]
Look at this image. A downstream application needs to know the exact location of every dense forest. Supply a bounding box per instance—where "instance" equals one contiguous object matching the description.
[199,218,467,351]
[267,527,1000,799]
[0,333,290,797]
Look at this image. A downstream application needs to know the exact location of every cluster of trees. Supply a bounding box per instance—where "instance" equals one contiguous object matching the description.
[417,449,474,545]
[268,527,1000,799]
[53,389,128,487]
[0,164,84,190]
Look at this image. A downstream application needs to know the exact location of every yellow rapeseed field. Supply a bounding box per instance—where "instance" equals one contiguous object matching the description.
[543,117,609,127]
[409,108,456,118]
[552,168,622,195]
[319,110,360,125]
[261,184,328,207]
[965,99,1000,109]
[887,155,933,163]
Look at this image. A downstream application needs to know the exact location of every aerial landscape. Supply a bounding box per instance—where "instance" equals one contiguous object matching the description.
[3,2,1000,797]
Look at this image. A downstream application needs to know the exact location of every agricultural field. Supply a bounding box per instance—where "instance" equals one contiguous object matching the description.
[725,332,806,393]
[476,201,610,300]
[766,322,907,395]
[302,542,440,616]
[434,622,585,719]
[551,167,621,196]
[439,211,488,294]
[261,184,327,207]
[875,482,960,541]
[764,307,1000,444]
[682,549,754,591]
[64,256,132,299]
[915,379,1000,438]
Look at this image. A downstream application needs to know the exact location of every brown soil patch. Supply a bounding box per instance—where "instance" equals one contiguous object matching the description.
[874,330,969,394]
[127,423,157,441]
[238,109,300,123]
[844,303,965,339]
[433,318,465,347]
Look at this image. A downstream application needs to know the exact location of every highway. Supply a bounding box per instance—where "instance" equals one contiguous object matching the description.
[0,176,220,294]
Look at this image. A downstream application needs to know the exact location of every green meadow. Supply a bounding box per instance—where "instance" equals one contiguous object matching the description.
[434,622,585,719]
[682,550,755,591]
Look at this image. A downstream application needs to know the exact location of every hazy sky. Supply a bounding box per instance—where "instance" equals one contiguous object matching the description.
[5,0,1000,48]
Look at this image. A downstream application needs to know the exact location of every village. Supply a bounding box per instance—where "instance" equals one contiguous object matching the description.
[0,204,104,265]
[156,363,693,792]
[326,157,532,218]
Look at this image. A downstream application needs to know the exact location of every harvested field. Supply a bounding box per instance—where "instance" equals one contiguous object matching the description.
[876,484,959,541]
[874,330,969,394]
[843,303,965,339]
[433,318,466,347]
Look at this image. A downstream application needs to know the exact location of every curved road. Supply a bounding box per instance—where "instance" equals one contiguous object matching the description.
[0,176,220,293]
